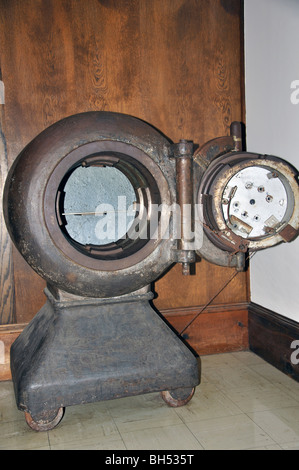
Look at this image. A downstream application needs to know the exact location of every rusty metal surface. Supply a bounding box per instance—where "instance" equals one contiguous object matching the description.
[3,112,177,298]
[193,121,242,171]
[24,408,64,432]
[193,123,299,265]
[230,121,243,152]
[10,288,200,420]
[160,387,195,407]
[172,140,196,275]
[194,135,235,170]
[279,223,299,243]
[206,154,299,251]
[193,124,247,268]
[196,150,299,253]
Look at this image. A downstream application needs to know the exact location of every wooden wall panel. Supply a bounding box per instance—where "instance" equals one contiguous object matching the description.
[0,92,16,324]
[163,303,249,355]
[0,0,247,357]
[154,261,249,310]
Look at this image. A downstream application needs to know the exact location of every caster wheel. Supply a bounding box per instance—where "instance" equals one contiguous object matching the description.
[24,407,64,432]
[161,387,195,407]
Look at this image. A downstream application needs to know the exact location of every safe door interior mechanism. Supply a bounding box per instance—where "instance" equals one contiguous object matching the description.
[3,112,299,431]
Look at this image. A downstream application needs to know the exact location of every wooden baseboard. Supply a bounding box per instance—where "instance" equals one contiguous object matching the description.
[161,302,249,356]
[248,302,299,383]
[0,323,27,381]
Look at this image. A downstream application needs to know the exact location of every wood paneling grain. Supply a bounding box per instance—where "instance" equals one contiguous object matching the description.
[0,72,16,325]
[0,0,247,332]
[163,303,249,355]
[154,260,249,311]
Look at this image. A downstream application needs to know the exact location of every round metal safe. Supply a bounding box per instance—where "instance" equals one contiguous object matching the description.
[4,111,177,298]
[3,112,199,431]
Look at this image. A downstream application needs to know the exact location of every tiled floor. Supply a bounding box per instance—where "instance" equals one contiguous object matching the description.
[1,350,299,450]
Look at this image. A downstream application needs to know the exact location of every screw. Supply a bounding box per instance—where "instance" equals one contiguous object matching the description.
[182,262,190,276]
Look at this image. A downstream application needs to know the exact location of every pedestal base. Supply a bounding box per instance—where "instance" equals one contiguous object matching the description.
[10,287,200,430]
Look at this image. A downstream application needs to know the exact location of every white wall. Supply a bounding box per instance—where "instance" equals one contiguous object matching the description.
[244,0,299,321]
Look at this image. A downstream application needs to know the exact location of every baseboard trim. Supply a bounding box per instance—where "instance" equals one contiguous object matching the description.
[160,301,249,317]
[161,302,249,356]
[0,323,27,381]
[248,302,299,383]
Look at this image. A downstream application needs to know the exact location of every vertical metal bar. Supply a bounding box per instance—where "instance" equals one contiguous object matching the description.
[230,121,243,151]
[173,140,196,275]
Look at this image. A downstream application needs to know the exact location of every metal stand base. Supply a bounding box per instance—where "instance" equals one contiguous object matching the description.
[10,286,200,429]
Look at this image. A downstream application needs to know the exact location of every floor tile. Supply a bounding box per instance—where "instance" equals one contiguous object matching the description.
[105,392,182,434]
[174,383,242,422]
[48,402,123,450]
[201,362,270,392]
[0,419,50,450]
[280,442,299,450]
[247,406,299,445]
[186,414,276,450]
[200,353,242,368]
[246,444,282,450]
[249,362,299,403]
[230,350,269,366]
[221,382,299,413]
[250,362,299,385]
[121,423,204,450]
[0,381,23,423]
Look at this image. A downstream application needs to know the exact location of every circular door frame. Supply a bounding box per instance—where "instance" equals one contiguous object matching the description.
[3,111,176,297]
[197,152,299,252]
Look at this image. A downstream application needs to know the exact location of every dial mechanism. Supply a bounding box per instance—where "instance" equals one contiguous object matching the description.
[221,166,289,239]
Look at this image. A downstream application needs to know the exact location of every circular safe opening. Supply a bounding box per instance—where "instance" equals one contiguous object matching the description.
[62,166,137,245]
[197,152,299,253]
[44,141,168,270]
